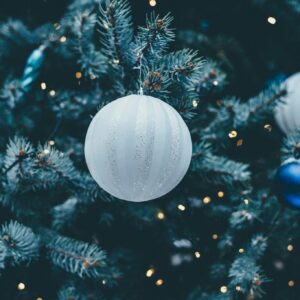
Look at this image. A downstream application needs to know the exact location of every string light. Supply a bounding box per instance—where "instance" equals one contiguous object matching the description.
[49,140,55,146]
[287,244,294,252]
[213,80,219,86]
[194,251,201,258]
[212,233,218,240]
[53,23,61,30]
[90,74,96,80]
[236,139,243,147]
[156,211,165,220]
[75,71,82,79]
[267,16,277,25]
[113,58,120,64]
[43,149,50,154]
[228,130,238,138]
[203,196,211,204]
[59,36,67,43]
[288,280,295,287]
[235,286,241,291]
[149,0,157,6]
[155,278,164,286]
[192,100,198,108]
[177,204,186,211]
[220,286,228,293]
[49,90,56,97]
[239,248,245,254]
[37,298,43,300]
[40,82,47,90]
[217,191,224,198]
[146,268,155,277]
[244,199,249,205]
[17,282,25,290]
[264,124,272,132]
[102,279,107,285]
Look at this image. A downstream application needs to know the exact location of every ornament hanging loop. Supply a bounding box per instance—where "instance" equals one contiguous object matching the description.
[134,52,144,95]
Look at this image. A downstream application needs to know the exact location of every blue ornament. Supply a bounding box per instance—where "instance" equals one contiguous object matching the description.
[21,45,46,93]
[276,160,300,209]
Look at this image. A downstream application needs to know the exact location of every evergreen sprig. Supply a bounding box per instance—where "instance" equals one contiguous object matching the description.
[133,12,175,64]
[0,220,39,267]
[47,235,107,278]
[98,0,134,66]
[160,49,204,82]
[72,11,108,78]
[228,234,269,297]
[281,131,300,161]
[192,143,250,188]
[190,59,227,94]
[51,197,78,230]
[232,82,285,128]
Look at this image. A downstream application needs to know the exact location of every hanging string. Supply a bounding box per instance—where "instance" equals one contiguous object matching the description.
[134,52,144,95]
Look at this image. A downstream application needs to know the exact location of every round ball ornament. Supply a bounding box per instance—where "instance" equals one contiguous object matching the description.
[85,94,192,202]
[275,72,300,135]
[275,160,300,209]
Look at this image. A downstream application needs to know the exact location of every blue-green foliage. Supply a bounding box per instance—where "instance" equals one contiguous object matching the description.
[52,197,79,230]
[228,235,269,297]
[98,0,134,66]
[161,49,203,81]
[287,0,300,12]
[232,82,285,128]
[71,11,108,78]
[187,288,231,300]
[57,283,107,300]
[1,135,112,217]
[0,80,24,127]
[0,221,39,267]
[143,49,204,102]
[190,59,226,94]
[281,131,300,161]
[48,235,106,278]
[133,13,175,64]
[0,19,34,69]
[0,0,296,298]
[192,142,250,189]
[58,286,84,300]
[3,136,78,192]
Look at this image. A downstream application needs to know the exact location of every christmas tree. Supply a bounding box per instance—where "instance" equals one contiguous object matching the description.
[1,0,300,299]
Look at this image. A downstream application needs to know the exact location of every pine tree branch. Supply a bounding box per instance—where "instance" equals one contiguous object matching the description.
[248,89,287,117]
[133,12,174,65]
[98,0,133,66]
[2,151,34,175]
[47,235,107,278]
[0,221,40,267]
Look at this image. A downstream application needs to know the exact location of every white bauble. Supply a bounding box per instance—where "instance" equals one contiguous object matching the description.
[85,94,192,202]
[275,73,300,135]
